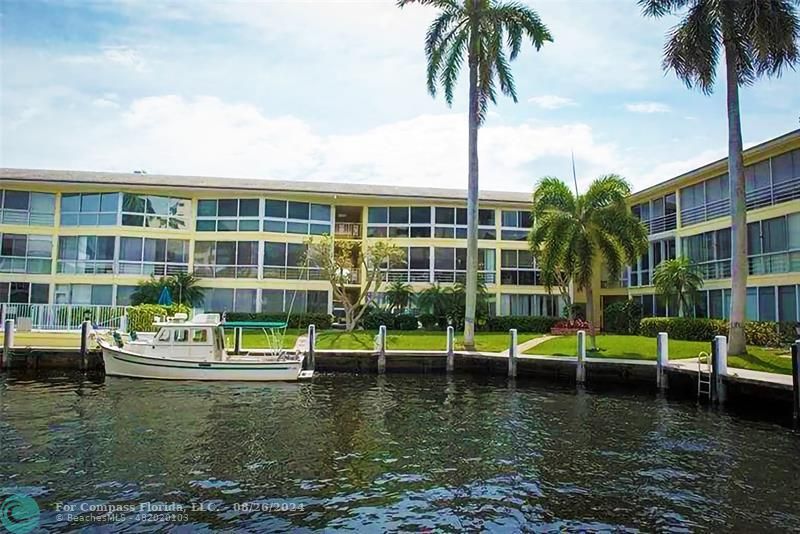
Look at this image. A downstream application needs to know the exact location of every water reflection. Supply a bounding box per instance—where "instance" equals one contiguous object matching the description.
[1,372,798,531]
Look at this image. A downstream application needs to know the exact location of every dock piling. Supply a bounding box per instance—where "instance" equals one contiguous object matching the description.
[446,326,454,373]
[792,341,799,424]
[377,325,386,374]
[711,335,728,404]
[576,330,586,384]
[508,328,518,378]
[307,324,316,371]
[80,320,91,371]
[2,319,14,370]
[656,332,669,390]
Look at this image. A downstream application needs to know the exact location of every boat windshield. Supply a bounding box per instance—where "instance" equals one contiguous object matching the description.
[215,326,226,351]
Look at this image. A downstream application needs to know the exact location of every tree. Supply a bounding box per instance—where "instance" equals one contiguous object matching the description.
[530,175,648,348]
[640,0,800,354]
[385,281,414,313]
[305,235,405,331]
[653,257,705,317]
[399,0,552,349]
[131,272,205,307]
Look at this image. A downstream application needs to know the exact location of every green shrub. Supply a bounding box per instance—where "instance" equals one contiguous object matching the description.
[484,316,561,332]
[224,312,332,329]
[604,300,643,335]
[639,317,786,347]
[418,313,439,330]
[127,304,170,332]
[394,314,420,331]
[362,309,395,330]
[639,317,727,341]
[777,321,799,344]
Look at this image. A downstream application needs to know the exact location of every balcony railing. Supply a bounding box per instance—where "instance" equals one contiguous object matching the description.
[118,262,189,276]
[432,271,496,284]
[381,269,431,283]
[642,212,677,234]
[692,259,732,280]
[0,256,52,274]
[1,303,128,331]
[748,250,800,275]
[193,265,259,278]
[335,222,362,239]
[262,266,326,280]
[57,260,115,275]
[0,210,55,226]
[681,198,730,227]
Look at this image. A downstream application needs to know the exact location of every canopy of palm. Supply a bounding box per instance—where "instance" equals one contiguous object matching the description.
[653,257,705,317]
[399,0,551,348]
[640,0,800,354]
[530,175,648,347]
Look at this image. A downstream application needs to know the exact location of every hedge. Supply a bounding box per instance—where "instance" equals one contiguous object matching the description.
[127,303,190,332]
[484,316,561,333]
[603,300,642,335]
[394,314,420,331]
[639,317,792,347]
[224,312,333,330]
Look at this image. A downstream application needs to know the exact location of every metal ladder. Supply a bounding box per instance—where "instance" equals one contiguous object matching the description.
[697,351,712,400]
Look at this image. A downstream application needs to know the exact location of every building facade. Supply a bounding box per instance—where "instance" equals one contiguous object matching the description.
[600,128,800,325]
[1,128,798,324]
[0,169,560,318]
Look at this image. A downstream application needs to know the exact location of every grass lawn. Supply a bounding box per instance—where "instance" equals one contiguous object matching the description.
[527,334,792,375]
[228,329,538,352]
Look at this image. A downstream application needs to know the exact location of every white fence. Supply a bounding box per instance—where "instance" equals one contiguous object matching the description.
[0,304,129,331]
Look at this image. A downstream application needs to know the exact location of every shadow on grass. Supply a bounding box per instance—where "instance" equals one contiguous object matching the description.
[319,331,374,350]
[731,352,792,375]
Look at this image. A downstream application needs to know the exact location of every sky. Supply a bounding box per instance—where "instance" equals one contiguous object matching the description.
[1,0,798,194]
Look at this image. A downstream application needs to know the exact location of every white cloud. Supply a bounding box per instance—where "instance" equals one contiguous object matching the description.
[2,95,624,193]
[625,102,671,114]
[60,46,148,72]
[528,95,577,109]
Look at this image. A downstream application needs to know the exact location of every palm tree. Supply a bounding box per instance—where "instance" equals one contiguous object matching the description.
[653,257,705,317]
[130,273,205,307]
[398,0,552,349]
[640,0,800,354]
[530,175,648,348]
[385,281,414,313]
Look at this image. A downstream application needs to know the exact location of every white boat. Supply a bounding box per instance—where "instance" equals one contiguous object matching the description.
[98,313,312,382]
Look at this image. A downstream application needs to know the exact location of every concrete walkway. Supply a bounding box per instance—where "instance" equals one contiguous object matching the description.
[500,335,558,356]
[668,357,792,387]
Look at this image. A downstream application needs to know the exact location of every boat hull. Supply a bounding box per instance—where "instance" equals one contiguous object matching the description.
[100,343,306,382]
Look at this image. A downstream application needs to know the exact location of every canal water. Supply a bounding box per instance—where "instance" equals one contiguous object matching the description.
[1,373,798,532]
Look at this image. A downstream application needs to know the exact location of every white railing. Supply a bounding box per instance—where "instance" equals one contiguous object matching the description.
[262,266,325,280]
[643,213,677,234]
[118,262,189,276]
[433,271,496,284]
[0,256,52,274]
[748,250,800,275]
[1,303,129,331]
[57,260,115,274]
[335,222,362,239]
[194,265,259,279]
[0,210,55,226]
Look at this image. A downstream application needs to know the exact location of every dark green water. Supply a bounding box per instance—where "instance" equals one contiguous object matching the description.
[1,373,798,532]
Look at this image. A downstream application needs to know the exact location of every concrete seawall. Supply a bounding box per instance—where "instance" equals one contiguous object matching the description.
[2,346,794,416]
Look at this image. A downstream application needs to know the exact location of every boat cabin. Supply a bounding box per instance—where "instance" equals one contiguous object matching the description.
[144,313,226,361]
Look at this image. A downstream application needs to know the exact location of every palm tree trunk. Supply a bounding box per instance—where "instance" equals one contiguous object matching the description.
[585,284,596,350]
[724,39,747,356]
[463,28,480,350]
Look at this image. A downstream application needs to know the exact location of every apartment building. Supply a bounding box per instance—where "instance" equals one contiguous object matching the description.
[2,128,798,324]
[0,169,559,318]
[600,128,800,324]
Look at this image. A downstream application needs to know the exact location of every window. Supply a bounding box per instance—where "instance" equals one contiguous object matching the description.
[54,284,113,305]
[57,236,115,274]
[500,249,537,286]
[116,285,137,306]
[260,289,328,314]
[192,329,209,343]
[500,210,531,241]
[118,237,189,275]
[264,199,331,235]
[383,247,427,282]
[196,198,261,231]
[203,288,258,313]
[0,234,52,274]
[500,294,559,316]
[433,247,495,284]
[684,229,731,279]
[0,282,49,304]
[121,193,189,230]
[174,329,190,343]
[778,285,797,322]
[0,190,55,226]
[60,192,118,226]
[193,241,258,278]
[747,214,800,275]
[368,206,432,238]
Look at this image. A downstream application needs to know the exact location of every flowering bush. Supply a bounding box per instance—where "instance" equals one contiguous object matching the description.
[551,318,595,335]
